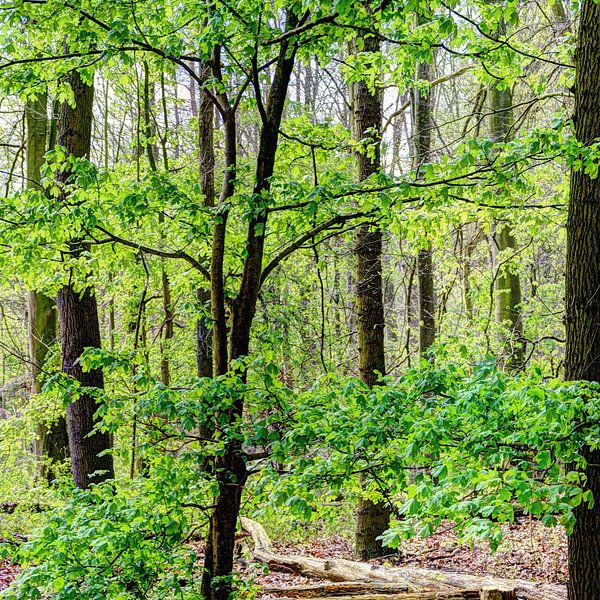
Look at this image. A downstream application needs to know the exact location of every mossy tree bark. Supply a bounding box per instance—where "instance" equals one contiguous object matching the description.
[488,11,524,371]
[25,93,69,482]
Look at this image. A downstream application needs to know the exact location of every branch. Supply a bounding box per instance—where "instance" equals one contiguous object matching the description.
[260,211,370,286]
[439,0,573,69]
[262,13,338,46]
[93,226,210,280]
[0,50,103,70]
[382,66,477,133]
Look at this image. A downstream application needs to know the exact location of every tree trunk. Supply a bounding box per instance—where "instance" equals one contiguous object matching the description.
[565,2,600,598]
[29,290,68,482]
[25,93,69,482]
[197,59,215,378]
[56,70,114,488]
[413,49,436,356]
[351,33,391,560]
[490,221,524,370]
[487,11,525,371]
[417,249,435,355]
[202,19,298,598]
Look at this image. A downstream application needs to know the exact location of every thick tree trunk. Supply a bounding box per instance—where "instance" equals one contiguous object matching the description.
[565,2,600,598]
[25,93,69,482]
[413,53,436,356]
[487,13,524,371]
[56,70,114,488]
[57,285,114,487]
[351,34,391,560]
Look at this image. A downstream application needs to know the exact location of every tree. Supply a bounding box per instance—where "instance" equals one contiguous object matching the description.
[55,70,114,488]
[25,92,69,482]
[412,20,436,356]
[488,7,524,371]
[201,12,300,598]
[196,59,215,379]
[0,0,584,597]
[351,33,391,559]
[565,0,600,596]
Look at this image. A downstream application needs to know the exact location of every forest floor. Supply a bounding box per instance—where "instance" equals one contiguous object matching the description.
[0,520,568,593]
[0,559,17,590]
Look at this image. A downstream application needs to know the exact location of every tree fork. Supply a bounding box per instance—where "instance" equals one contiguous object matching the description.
[201,13,299,599]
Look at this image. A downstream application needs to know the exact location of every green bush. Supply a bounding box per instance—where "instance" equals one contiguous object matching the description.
[3,476,198,600]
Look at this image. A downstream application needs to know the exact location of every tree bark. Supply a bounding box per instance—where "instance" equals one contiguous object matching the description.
[413,49,436,356]
[487,11,524,371]
[25,93,69,482]
[56,70,114,488]
[351,33,390,560]
[565,1,600,598]
[197,59,215,378]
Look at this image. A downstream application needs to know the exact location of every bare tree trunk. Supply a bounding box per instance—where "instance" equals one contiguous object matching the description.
[565,2,600,597]
[56,70,114,488]
[351,33,391,560]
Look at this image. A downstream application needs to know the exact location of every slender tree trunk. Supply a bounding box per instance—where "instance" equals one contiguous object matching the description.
[158,71,175,386]
[351,34,391,560]
[25,93,46,193]
[197,59,215,378]
[200,48,236,600]
[56,70,114,488]
[565,1,600,597]
[462,225,482,323]
[202,16,298,598]
[29,291,68,481]
[25,93,69,482]
[417,249,435,354]
[413,50,436,356]
[551,0,571,33]
[488,12,525,371]
[142,61,174,385]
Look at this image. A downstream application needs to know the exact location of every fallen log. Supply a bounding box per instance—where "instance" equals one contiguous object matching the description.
[270,593,481,600]
[261,583,516,600]
[240,518,565,600]
[262,583,416,597]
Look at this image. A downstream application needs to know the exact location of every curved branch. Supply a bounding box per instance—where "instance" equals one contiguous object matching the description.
[93,225,210,280]
[260,211,370,286]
